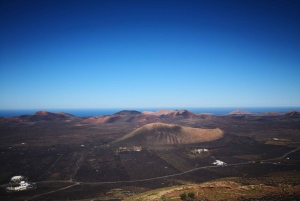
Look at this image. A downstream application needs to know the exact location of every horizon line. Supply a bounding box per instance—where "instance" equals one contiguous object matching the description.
[1,106,300,110]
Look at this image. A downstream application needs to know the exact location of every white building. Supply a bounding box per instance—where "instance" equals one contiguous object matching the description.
[133,146,142,151]
[7,175,33,192]
[192,148,209,154]
[7,181,29,191]
[11,175,24,182]
[213,160,227,166]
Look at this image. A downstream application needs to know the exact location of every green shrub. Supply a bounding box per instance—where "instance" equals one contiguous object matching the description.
[188,192,195,198]
[180,192,187,200]
[161,194,167,201]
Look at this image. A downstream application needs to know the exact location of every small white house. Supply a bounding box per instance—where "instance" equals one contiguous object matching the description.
[213,160,226,166]
[7,181,29,191]
[133,146,142,151]
[11,175,24,182]
[20,181,26,186]
[192,148,209,154]
[7,175,31,191]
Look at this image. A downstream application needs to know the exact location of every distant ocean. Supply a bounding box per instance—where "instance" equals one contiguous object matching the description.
[0,107,299,118]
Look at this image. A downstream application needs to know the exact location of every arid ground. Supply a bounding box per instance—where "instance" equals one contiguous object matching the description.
[0,110,299,200]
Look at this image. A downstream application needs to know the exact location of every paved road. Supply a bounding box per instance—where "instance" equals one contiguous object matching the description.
[261,146,300,162]
[29,183,79,200]
[36,146,300,185]
[12,146,300,200]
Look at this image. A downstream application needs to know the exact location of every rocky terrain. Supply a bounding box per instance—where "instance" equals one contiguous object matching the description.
[0,109,299,200]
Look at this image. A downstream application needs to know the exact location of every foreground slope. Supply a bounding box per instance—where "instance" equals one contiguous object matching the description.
[112,123,224,147]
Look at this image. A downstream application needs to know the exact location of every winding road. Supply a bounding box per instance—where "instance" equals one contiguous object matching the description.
[1,147,292,200]
[36,146,300,185]
[10,146,296,200]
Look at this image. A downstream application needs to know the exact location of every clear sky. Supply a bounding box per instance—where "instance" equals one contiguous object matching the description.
[1,0,299,109]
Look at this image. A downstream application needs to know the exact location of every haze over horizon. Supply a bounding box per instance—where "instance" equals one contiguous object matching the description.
[1,0,300,109]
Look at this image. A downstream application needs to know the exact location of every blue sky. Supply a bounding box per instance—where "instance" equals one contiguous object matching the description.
[1,0,300,109]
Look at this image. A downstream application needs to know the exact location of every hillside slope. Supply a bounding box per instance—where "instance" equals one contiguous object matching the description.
[112,123,223,147]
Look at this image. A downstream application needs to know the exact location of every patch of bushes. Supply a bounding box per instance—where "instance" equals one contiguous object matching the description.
[188,192,195,198]
[180,191,195,200]
[180,192,187,200]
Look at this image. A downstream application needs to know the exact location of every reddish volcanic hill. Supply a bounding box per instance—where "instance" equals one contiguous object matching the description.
[142,111,155,115]
[80,109,196,125]
[142,109,196,118]
[258,112,281,116]
[81,115,123,124]
[112,123,224,148]
[125,113,160,124]
[82,113,161,125]
[152,110,174,116]
[34,110,50,115]
[16,110,76,121]
[160,109,195,119]
[81,110,146,124]
[142,110,181,116]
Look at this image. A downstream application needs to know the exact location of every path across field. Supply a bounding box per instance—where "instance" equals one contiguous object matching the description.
[36,146,300,185]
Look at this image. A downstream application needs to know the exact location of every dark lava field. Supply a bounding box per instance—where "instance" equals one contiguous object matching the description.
[0,110,300,200]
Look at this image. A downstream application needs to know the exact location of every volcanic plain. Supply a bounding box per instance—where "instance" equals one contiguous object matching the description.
[0,109,300,200]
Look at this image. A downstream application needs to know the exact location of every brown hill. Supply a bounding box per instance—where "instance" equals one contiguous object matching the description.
[18,110,76,121]
[142,111,155,114]
[282,110,300,120]
[56,112,76,117]
[81,112,159,125]
[160,109,195,119]
[114,110,141,116]
[147,109,195,117]
[34,110,50,116]
[81,115,123,124]
[112,123,223,148]
[258,112,281,116]
[174,109,195,118]
[152,110,174,116]
[284,110,300,117]
[228,110,253,115]
[125,114,160,124]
